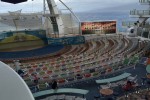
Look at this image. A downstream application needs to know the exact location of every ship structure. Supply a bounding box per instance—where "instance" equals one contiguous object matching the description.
[0,0,79,38]
[0,1,150,100]
[123,0,150,39]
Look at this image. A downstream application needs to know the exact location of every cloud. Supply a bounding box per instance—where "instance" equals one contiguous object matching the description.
[0,0,138,13]
[0,0,43,12]
[58,0,138,12]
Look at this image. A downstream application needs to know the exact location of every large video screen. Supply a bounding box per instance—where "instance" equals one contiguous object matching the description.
[81,21,117,35]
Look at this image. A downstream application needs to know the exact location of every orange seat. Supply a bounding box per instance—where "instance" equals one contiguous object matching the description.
[47,70,52,74]
[55,65,60,68]
[42,76,49,80]
[146,58,150,65]
[32,65,38,68]
[75,66,80,69]
[76,70,81,73]
[23,73,29,78]
[107,68,112,73]
[28,68,34,74]
[58,79,65,83]
[42,67,47,71]
[84,73,91,78]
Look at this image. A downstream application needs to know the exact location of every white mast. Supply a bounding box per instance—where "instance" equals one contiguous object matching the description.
[43,0,46,15]
[46,0,64,37]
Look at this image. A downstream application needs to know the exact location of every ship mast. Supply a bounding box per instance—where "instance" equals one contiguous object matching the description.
[43,0,46,15]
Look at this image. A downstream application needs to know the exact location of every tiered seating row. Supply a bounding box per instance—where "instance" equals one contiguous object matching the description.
[5,35,150,91]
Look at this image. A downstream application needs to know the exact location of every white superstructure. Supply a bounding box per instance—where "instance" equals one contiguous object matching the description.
[0,0,80,37]
[123,0,150,39]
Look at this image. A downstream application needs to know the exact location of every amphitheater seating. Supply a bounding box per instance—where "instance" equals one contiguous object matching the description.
[38,83,47,91]
[130,55,139,64]
[139,57,147,64]
[4,34,150,95]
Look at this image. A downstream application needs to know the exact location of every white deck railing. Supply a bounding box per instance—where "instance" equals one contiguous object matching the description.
[130,10,150,15]
[139,0,150,4]
[122,21,135,27]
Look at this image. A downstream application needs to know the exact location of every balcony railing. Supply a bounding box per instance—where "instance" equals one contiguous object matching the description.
[139,0,150,4]
[130,10,150,16]
[122,21,150,29]
[122,21,135,27]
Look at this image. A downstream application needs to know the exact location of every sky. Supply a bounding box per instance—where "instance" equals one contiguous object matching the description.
[0,0,139,13]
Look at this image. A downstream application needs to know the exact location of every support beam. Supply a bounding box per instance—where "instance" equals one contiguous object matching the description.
[46,0,64,37]
[12,19,18,31]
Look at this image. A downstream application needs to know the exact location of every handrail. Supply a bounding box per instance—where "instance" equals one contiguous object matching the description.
[130,10,150,15]
[33,88,89,98]
[122,21,135,26]
[139,0,150,4]
[96,72,131,84]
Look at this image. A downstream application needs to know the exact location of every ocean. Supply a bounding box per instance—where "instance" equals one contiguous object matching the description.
[76,12,137,32]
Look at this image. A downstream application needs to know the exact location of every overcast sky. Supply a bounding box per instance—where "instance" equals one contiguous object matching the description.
[0,0,139,13]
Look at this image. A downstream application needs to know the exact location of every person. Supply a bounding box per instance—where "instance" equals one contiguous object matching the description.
[51,79,58,89]
[33,74,39,85]
[33,73,39,91]
[45,82,49,88]
[14,60,21,72]
[122,81,133,91]
[17,69,24,77]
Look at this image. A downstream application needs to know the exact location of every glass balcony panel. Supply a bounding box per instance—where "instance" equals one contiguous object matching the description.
[122,22,135,26]
[139,0,150,4]
[130,10,150,15]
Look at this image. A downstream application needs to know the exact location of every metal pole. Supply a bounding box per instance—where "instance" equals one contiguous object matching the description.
[43,0,46,15]
[59,0,82,35]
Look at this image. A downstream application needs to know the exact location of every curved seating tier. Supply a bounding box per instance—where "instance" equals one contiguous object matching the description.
[4,34,150,92]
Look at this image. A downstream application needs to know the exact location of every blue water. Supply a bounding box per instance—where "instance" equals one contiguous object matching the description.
[76,12,137,32]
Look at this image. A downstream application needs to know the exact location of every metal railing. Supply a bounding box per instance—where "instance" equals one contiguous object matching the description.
[122,21,135,27]
[130,10,150,15]
[139,0,150,4]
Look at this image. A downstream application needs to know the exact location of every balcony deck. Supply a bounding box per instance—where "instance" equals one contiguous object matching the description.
[130,10,150,17]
